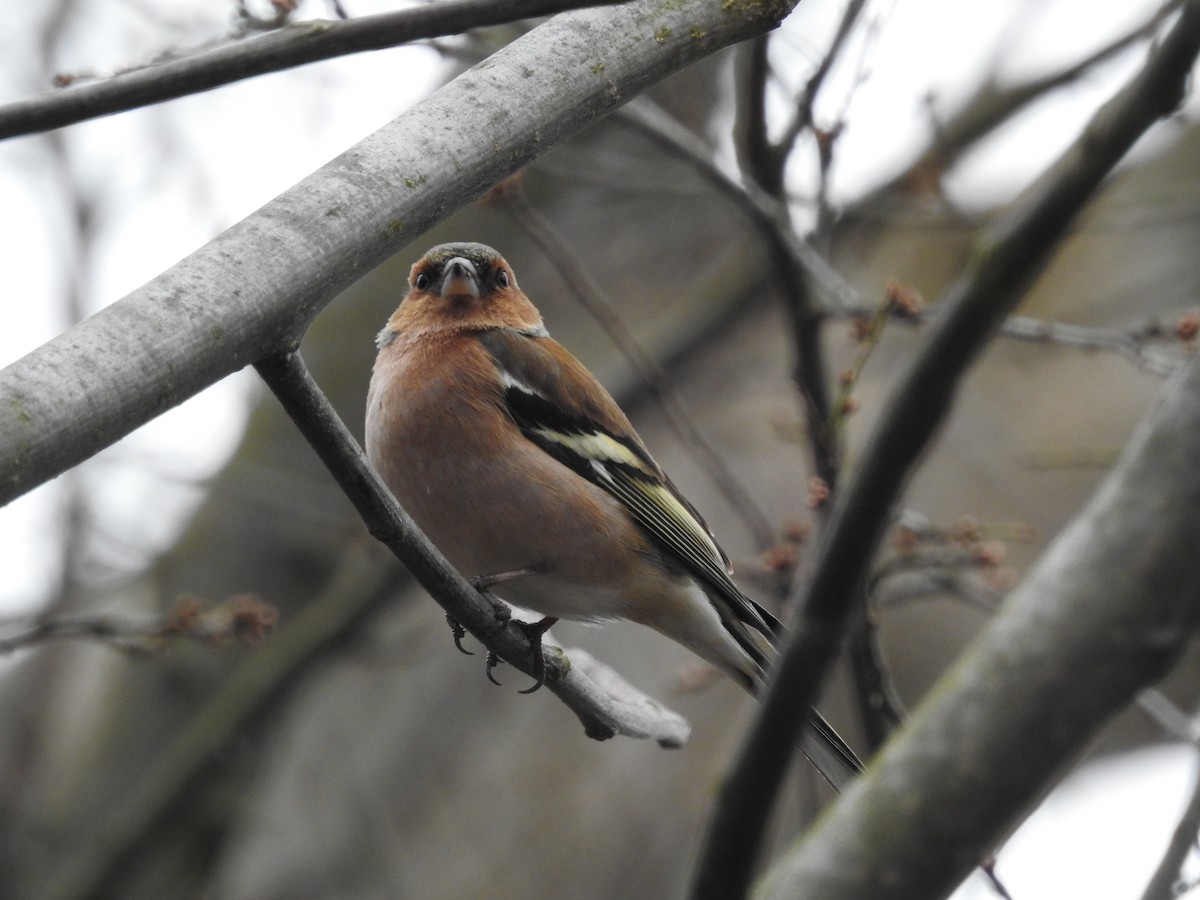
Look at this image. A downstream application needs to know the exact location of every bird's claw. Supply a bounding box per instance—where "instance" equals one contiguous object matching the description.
[485,650,504,685]
[445,614,474,655]
[514,616,557,695]
[464,567,554,692]
[479,617,558,693]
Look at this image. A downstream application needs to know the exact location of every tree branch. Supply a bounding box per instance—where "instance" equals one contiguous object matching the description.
[843,305,1192,378]
[618,98,862,316]
[856,0,1182,207]
[0,0,798,509]
[254,350,690,746]
[757,342,1200,899]
[691,4,1200,897]
[0,594,277,655]
[619,99,844,484]
[776,0,869,159]
[38,542,399,900]
[734,36,782,191]
[0,0,630,141]
[1140,759,1200,900]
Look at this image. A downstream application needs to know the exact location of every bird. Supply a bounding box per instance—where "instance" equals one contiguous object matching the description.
[365,242,861,788]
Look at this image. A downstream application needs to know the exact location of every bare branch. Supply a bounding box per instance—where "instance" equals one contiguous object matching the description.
[734,35,839,489]
[255,350,690,747]
[756,293,1200,900]
[1141,763,1200,900]
[618,100,846,484]
[38,542,399,900]
[691,5,1200,897]
[0,594,278,655]
[1138,690,1200,743]
[992,311,1189,376]
[838,304,1193,377]
[734,38,778,194]
[0,0,796,509]
[618,98,862,316]
[857,0,1183,207]
[776,0,870,158]
[0,0,631,140]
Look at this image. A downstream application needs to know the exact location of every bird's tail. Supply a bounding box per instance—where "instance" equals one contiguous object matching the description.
[725,594,865,791]
[802,708,863,791]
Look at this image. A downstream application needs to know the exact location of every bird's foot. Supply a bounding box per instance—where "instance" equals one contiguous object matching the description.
[445,614,473,655]
[485,650,504,685]
[483,615,559,694]
[461,565,551,691]
[446,567,528,653]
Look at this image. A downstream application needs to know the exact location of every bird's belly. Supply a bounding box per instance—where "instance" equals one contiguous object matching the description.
[487,574,628,624]
[378,439,650,622]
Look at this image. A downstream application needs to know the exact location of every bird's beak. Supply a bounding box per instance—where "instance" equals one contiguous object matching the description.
[438,257,481,301]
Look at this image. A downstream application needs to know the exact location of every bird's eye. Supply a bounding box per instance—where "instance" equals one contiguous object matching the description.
[414,272,431,291]
[495,270,510,288]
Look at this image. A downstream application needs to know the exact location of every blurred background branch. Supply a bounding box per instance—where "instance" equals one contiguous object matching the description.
[694,3,1200,895]
[0,0,631,139]
[756,324,1200,899]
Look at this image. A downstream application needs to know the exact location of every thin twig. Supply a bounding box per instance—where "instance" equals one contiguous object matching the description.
[1137,690,1200,744]
[837,304,1192,377]
[993,312,1187,377]
[734,35,840,490]
[829,289,893,446]
[37,543,398,900]
[735,37,780,195]
[498,188,778,550]
[1140,760,1200,900]
[617,98,860,314]
[690,5,1200,896]
[0,595,277,656]
[845,606,905,744]
[777,0,870,157]
[0,0,630,140]
[857,0,1183,207]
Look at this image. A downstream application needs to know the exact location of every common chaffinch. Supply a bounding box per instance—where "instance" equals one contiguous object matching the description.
[366,242,860,787]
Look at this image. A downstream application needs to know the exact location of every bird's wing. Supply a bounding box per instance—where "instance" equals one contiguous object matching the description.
[475,328,775,638]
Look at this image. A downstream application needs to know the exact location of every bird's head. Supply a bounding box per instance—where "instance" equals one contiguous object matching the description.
[384,243,544,341]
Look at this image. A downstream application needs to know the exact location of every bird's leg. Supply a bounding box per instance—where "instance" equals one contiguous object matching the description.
[459,564,548,689]
[469,565,542,593]
[443,566,540,655]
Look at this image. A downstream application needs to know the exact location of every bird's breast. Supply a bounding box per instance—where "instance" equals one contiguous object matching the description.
[365,335,652,621]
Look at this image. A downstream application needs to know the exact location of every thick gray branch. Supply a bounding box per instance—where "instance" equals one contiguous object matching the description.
[754,336,1200,900]
[0,0,796,507]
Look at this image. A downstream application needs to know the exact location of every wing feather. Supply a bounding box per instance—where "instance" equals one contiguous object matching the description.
[475,328,776,643]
